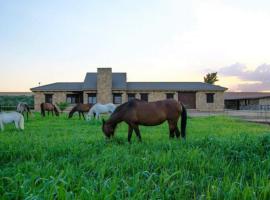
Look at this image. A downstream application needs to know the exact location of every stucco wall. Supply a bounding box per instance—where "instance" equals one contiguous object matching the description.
[196,91,224,111]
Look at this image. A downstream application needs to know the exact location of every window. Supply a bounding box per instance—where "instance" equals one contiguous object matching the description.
[88,93,97,104]
[140,93,148,102]
[45,94,53,103]
[166,93,174,99]
[113,93,122,104]
[66,94,80,104]
[128,93,136,101]
[206,93,214,103]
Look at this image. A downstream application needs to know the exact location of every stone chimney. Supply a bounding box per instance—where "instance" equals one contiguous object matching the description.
[97,68,112,103]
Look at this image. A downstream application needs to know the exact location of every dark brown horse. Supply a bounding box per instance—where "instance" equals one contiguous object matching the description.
[40,103,60,117]
[68,103,93,120]
[102,99,187,143]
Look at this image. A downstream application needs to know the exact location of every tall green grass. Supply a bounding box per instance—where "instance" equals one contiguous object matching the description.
[0,114,270,199]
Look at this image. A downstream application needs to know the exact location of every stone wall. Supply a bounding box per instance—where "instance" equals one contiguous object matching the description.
[34,92,45,111]
[97,68,112,103]
[33,92,68,111]
[196,91,224,111]
[123,91,178,102]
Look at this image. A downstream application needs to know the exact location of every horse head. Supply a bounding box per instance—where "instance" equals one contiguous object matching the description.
[102,119,115,138]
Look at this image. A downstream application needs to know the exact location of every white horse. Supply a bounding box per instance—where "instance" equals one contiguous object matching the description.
[17,102,32,120]
[87,103,116,120]
[0,112,24,131]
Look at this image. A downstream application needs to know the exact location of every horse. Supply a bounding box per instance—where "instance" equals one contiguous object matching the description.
[17,102,32,120]
[40,103,60,117]
[0,112,24,131]
[68,103,93,120]
[87,103,116,120]
[102,99,187,143]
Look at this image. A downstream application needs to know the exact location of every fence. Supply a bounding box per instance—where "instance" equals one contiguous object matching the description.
[240,105,270,111]
[0,105,34,111]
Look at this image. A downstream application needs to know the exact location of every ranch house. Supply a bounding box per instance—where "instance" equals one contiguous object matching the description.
[30,68,227,111]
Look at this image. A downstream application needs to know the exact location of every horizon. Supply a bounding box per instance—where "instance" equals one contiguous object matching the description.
[1,0,270,92]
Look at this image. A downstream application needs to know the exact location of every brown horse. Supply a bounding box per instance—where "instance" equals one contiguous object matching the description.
[40,103,60,117]
[102,99,187,143]
[68,103,93,120]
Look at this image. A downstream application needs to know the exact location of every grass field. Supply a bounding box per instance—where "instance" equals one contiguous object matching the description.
[0,113,270,199]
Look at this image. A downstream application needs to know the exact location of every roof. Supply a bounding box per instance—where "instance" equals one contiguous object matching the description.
[31,82,83,91]
[30,72,227,92]
[225,92,270,100]
[82,73,126,90]
[127,82,227,91]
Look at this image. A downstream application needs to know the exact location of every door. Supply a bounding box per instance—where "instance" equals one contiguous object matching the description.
[178,92,196,109]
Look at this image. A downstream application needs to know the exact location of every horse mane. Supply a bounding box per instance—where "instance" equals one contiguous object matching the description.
[53,104,60,114]
[68,104,78,118]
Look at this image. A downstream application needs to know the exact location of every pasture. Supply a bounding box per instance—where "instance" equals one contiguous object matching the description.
[0,114,270,199]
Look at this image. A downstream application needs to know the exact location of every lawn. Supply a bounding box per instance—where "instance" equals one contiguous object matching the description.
[0,113,270,199]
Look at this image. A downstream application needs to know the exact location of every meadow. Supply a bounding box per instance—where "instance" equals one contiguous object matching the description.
[0,113,270,199]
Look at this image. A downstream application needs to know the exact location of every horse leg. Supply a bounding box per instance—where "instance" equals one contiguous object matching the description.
[133,125,142,142]
[15,121,19,129]
[175,126,181,138]
[82,113,86,120]
[128,125,134,143]
[168,120,176,138]
[0,121,4,131]
[79,112,81,119]
[26,112,28,121]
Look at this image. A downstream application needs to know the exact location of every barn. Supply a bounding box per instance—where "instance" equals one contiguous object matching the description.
[225,92,270,110]
[31,68,227,111]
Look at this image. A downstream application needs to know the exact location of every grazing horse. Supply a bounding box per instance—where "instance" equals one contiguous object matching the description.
[0,112,24,131]
[68,103,93,120]
[87,103,116,120]
[102,99,187,143]
[17,102,32,120]
[40,103,60,117]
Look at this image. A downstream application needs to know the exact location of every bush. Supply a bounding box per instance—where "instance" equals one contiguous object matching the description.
[56,102,70,111]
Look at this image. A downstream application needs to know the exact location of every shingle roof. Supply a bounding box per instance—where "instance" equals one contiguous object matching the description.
[31,82,83,91]
[225,92,270,100]
[127,82,227,91]
[30,73,227,92]
[82,73,126,90]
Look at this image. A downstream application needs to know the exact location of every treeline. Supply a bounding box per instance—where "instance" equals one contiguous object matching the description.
[0,95,34,111]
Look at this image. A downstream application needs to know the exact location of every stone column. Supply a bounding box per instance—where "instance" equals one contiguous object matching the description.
[97,68,112,103]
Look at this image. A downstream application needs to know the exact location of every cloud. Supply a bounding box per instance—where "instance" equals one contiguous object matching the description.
[219,63,270,91]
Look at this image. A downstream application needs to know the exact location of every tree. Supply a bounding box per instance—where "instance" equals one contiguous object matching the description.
[204,72,219,84]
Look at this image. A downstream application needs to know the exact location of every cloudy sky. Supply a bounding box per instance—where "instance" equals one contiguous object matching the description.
[1,0,270,92]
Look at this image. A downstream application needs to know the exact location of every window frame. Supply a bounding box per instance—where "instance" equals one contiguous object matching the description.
[206,93,214,103]
[166,93,174,99]
[127,93,136,101]
[88,93,97,104]
[45,94,53,104]
[140,93,148,102]
[113,93,122,104]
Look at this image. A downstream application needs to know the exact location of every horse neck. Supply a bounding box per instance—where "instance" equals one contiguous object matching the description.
[107,112,123,126]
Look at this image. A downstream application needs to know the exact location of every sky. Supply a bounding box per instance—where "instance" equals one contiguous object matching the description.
[1,0,270,92]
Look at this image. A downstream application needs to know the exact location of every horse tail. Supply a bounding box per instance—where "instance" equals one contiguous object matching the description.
[68,105,77,118]
[40,103,45,117]
[180,103,187,139]
[19,114,24,130]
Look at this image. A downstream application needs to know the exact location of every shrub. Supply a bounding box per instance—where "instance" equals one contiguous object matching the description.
[56,102,70,111]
